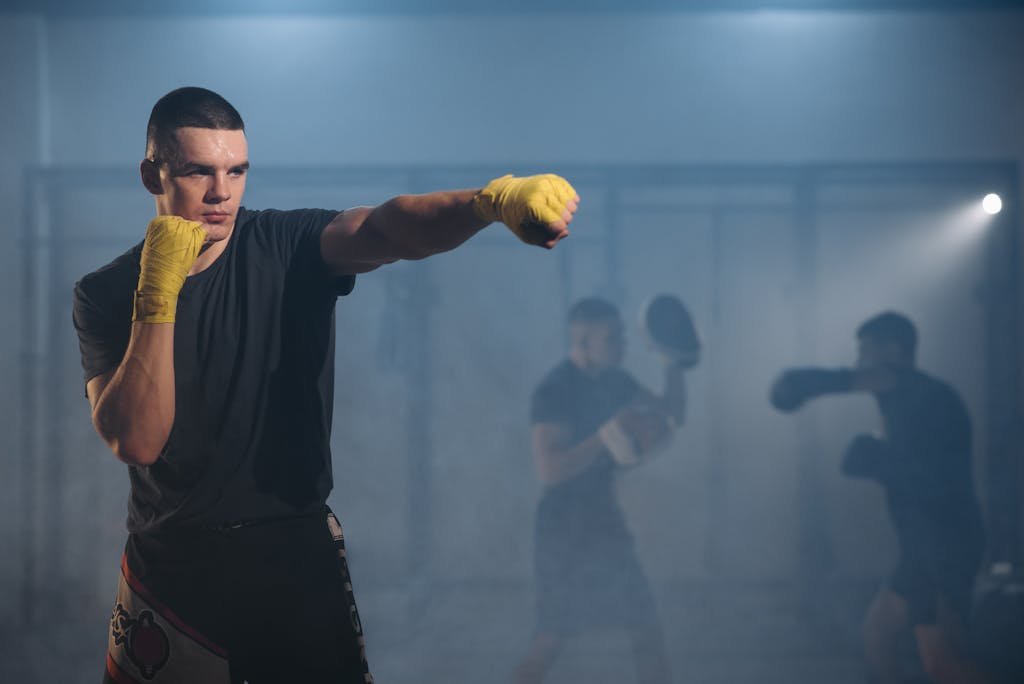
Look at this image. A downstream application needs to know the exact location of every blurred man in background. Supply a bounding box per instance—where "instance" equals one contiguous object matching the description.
[514,296,692,684]
[73,86,578,684]
[770,311,991,684]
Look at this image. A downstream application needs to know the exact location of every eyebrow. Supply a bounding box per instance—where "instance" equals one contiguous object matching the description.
[175,160,251,174]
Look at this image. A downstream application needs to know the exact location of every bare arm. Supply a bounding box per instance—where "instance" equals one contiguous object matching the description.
[532,422,609,487]
[657,364,687,426]
[320,191,493,275]
[849,366,899,393]
[88,322,176,466]
[321,176,578,276]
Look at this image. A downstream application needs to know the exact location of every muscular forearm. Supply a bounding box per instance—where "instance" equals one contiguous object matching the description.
[89,216,202,465]
[535,434,609,486]
[363,190,487,260]
[93,323,176,465]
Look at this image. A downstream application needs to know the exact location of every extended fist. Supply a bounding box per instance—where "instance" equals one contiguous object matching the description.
[472,174,579,249]
[599,404,674,467]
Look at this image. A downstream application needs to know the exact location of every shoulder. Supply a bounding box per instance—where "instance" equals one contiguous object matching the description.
[912,370,969,419]
[234,207,355,296]
[236,207,340,236]
[74,243,143,307]
[534,360,576,396]
[234,206,339,260]
[913,370,959,400]
[531,361,577,422]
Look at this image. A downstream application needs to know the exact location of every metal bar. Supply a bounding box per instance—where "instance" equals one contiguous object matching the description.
[792,170,835,595]
[19,169,38,626]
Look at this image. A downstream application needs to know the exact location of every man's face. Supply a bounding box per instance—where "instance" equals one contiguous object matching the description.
[856,336,904,369]
[149,127,249,243]
[580,317,626,371]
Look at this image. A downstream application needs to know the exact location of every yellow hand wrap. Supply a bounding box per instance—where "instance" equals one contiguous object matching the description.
[472,174,577,243]
[133,216,207,323]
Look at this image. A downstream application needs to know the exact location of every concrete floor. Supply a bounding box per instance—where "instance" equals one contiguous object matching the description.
[1,580,891,683]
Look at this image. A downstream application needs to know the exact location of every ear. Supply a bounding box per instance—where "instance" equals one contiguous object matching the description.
[140,159,164,196]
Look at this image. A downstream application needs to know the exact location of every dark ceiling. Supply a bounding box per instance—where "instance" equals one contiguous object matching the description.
[4,0,1024,16]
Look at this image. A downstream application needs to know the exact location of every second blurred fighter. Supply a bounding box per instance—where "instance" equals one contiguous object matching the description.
[513,296,695,684]
[770,311,992,684]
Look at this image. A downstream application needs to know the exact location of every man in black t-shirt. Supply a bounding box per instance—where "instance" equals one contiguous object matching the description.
[513,298,687,684]
[770,312,992,684]
[73,86,579,684]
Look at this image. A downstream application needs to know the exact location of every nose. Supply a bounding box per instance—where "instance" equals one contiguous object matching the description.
[206,172,231,204]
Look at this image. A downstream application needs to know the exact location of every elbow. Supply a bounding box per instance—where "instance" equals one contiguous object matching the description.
[112,442,161,467]
[93,415,162,466]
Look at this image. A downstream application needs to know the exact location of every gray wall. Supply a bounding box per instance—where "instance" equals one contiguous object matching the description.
[2,8,1023,632]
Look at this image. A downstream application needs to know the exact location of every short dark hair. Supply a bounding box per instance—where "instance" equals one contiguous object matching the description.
[146,87,244,167]
[568,297,620,324]
[857,311,918,359]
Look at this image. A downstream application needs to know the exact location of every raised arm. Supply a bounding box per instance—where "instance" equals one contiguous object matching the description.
[655,363,687,426]
[89,216,206,466]
[320,174,579,275]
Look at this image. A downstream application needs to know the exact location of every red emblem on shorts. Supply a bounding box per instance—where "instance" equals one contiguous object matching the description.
[111,604,170,679]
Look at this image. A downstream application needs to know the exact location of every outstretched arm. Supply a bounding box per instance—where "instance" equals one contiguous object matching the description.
[769,365,898,413]
[320,174,579,275]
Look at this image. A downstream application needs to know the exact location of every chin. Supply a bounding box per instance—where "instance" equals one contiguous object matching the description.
[203,223,234,242]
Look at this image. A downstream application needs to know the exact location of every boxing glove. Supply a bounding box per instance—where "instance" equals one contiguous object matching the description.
[640,293,701,369]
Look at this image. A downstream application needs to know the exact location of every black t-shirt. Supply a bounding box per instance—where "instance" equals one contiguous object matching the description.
[72,207,355,533]
[530,360,641,539]
[876,369,985,553]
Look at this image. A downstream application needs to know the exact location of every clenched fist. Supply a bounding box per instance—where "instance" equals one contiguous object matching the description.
[472,174,579,249]
[133,215,207,323]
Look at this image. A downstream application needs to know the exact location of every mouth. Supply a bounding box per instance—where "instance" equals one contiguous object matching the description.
[202,212,231,225]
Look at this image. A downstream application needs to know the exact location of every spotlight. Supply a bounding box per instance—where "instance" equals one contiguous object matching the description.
[982,193,1003,215]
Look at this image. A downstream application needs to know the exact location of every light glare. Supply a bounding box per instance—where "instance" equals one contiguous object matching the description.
[982,193,1002,215]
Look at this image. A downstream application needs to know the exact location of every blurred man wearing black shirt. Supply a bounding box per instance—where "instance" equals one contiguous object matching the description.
[514,297,687,684]
[771,312,991,684]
